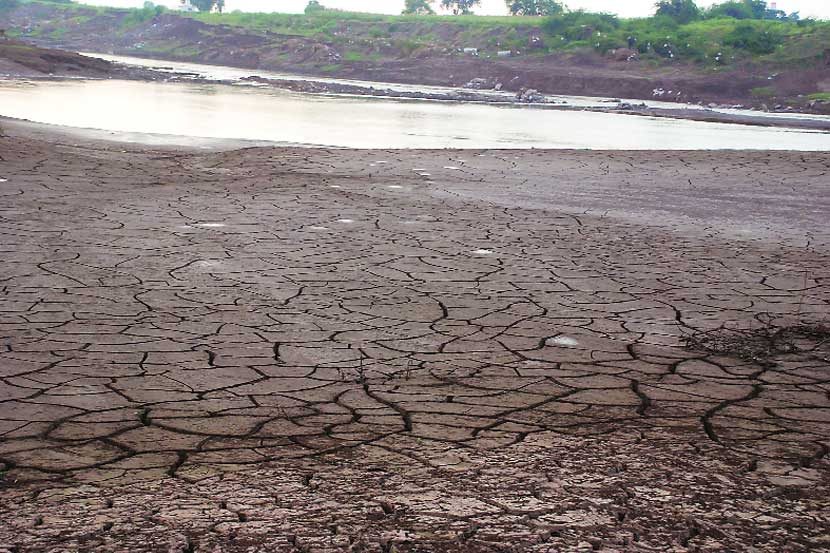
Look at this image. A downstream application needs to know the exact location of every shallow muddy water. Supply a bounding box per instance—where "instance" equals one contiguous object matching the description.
[1,78,829,150]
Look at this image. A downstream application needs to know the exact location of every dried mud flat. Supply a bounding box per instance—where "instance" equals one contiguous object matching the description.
[0,124,829,552]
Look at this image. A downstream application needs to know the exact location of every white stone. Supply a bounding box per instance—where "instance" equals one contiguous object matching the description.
[549,336,579,347]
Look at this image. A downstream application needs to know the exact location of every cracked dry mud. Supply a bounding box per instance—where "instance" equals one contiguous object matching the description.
[0,131,829,552]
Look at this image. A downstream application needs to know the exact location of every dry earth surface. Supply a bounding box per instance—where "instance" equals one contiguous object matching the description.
[0,123,829,551]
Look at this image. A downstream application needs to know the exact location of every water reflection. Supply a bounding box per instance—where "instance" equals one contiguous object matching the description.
[0,79,828,150]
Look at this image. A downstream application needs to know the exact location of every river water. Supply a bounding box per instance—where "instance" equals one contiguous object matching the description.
[0,56,828,150]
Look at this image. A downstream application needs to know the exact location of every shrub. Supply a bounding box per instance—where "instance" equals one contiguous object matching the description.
[723,21,782,54]
[543,11,619,41]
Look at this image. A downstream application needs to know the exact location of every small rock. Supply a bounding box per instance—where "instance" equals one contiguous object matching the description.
[516,88,543,103]
[463,77,495,90]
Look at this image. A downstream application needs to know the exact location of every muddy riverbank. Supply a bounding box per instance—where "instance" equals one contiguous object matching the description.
[0,37,164,80]
[239,74,830,131]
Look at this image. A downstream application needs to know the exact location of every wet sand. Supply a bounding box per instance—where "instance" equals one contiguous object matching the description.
[0,121,829,552]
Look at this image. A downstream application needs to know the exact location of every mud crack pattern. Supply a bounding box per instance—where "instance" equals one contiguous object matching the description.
[0,136,828,552]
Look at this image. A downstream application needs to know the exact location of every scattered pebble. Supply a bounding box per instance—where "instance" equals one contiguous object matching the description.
[388,185,403,189]
[308,226,329,231]
[197,223,226,228]
[444,166,460,170]
[338,219,355,224]
[549,336,579,347]
[472,249,493,255]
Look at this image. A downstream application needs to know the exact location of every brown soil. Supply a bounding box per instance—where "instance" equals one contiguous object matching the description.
[0,36,116,76]
[5,4,830,109]
[685,318,830,368]
[0,120,828,551]
[0,35,164,79]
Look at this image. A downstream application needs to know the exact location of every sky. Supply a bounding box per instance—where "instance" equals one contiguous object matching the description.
[81,0,830,19]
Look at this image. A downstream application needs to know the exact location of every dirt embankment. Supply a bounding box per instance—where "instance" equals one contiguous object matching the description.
[0,35,115,76]
[0,35,164,80]
[4,3,830,110]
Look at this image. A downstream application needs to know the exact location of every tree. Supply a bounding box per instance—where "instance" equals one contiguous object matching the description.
[403,0,435,15]
[655,0,701,24]
[746,0,767,18]
[707,1,751,18]
[192,0,224,13]
[305,0,326,14]
[707,0,766,19]
[440,0,481,15]
[506,0,564,16]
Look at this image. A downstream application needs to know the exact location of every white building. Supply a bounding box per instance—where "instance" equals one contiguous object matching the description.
[178,0,199,12]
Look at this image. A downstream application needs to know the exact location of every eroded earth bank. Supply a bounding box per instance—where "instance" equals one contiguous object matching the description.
[0,121,829,552]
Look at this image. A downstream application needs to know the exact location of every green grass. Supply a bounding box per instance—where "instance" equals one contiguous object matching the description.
[192,9,543,30]
[120,6,158,29]
[750,86,776,98]
[0,43,37,51]
[808,92,830,101]
[343,51,383,62]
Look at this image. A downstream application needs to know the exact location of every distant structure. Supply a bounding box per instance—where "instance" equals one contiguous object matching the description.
[178,0,199,12]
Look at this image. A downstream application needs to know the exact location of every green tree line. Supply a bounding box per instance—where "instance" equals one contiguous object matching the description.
[397,0,802,20]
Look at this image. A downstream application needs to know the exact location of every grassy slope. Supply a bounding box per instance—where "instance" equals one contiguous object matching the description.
[187,8,830,69]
